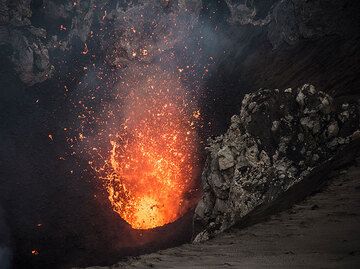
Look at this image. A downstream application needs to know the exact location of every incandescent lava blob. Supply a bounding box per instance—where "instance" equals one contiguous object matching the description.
[92,64,200,229]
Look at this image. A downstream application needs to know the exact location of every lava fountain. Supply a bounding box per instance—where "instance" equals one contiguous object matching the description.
[92,64,200,229]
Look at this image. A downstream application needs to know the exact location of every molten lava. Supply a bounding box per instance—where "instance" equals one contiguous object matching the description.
[95,65,199,229]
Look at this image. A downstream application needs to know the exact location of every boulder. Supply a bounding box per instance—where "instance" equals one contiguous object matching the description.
[193,84,360,242]
[0,0,53,86]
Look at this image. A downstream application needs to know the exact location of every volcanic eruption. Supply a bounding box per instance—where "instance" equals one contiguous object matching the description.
[88,64,200,229]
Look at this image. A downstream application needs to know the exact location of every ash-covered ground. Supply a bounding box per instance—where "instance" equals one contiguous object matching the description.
[1,1,360,269]
[78,158,360,269]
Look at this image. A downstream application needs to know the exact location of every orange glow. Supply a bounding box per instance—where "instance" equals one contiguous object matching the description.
[31,249,39,256]
[94,65,199,229]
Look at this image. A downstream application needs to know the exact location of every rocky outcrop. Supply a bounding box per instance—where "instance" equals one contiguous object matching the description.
[1,0,202,85]
[267,0,360,48]
[225,0,275,26]
[2,0,358,86]
[43,0,100,51]
[0,0,53,85]
[193,84,360,242]
[224,0,359,48]
[97,0,202,68]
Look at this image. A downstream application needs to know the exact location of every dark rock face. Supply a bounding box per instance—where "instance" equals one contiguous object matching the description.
[97,0,201,68]
[193,84,360,242]
[267,0,359,48]
[2,0,359,89]
[1,0,202,85]
[225,0,275,26]
[0,0,53,85]
[224,0,359,48]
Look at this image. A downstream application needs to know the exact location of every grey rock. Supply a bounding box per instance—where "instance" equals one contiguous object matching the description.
[271,121,279,132]
[224,0,359,48]
[99,0,201,68]
[328,121,339,137]
[9,28,53,85]
[267,0,359,48]
[1,0,202,85]
[218,146,235,170]
[1,0,53,85]
[225,0,273,26]
[193,84,360,242]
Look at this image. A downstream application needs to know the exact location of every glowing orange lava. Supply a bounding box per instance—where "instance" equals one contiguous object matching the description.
[96,65,198,229]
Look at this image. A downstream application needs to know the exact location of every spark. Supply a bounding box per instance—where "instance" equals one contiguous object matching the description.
[82,43,89,55]
[88,66,200,229]
[31,250,39,256]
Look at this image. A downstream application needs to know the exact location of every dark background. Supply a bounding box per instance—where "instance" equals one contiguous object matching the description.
[1,0,360,268]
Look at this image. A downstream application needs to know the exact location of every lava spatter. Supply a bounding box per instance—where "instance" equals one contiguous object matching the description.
[91,64,200,229]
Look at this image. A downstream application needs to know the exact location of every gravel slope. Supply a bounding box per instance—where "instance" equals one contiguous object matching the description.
[81,158,360,269]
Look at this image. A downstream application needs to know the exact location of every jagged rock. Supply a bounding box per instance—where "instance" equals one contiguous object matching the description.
[100,0,202,68]
[225,0,275,26]
[0,0,53,85]
[268,0,360,48]
[43,0,99,50]
[9,28,53,85]
[224,0,359,48]
[193,84,360,242]
[218,146,235,170]
[42,0,201,68]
